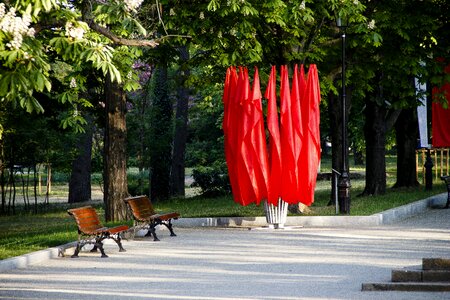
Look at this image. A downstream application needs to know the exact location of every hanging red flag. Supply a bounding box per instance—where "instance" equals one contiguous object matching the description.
[265,66,283,205]
[247,67,270,203]
[223,67,242,203]
[290,64,305,203]
[432,63,450,147]
[302,64,322,205]
[279,65,297,204]
[236,67,258,205]
[223,64,321,207]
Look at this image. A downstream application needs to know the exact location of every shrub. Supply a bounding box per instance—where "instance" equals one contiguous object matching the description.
[191,161,231,197]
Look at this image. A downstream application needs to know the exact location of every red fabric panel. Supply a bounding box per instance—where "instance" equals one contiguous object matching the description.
[302,65,322,206]
[223,67,242,203]
[279,65,297,204]
[432,83,450,147]
[265,66,283,205]
[236,67,257,205]
[248,67,269,203]
[290,65,305,203]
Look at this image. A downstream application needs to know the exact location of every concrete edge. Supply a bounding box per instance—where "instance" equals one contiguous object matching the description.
[1,192,447,273]
[373,192,447,225]
[172,192,447,228]
[0,241,76,273]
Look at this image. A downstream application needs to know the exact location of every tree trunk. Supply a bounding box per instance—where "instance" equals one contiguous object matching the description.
[170,46,190,197]
[393,108,419,188]
[352,147,364,165]
[69,116,93,203]
[149,65,172,202]
[362,100,387,196]
[104,75,129,221]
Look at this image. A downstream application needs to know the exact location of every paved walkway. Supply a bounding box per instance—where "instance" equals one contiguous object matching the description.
[1,205,450,299]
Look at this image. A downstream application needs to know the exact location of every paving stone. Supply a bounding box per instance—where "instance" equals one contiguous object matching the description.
[423,258,450,270]
[391,269,422,282]
[362,282,450,292]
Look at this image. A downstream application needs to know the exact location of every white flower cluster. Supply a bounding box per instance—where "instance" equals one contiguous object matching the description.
[0,3,35,50]
[300,1,306,10]
[69,78,77,88]
[65,22,85,40]
[124,0,144,12]
[367,19,376,30]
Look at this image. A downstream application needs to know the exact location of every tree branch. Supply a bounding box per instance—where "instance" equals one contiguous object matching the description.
[88,22,159,47]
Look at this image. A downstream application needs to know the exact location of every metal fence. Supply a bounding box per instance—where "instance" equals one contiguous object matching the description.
[416,148,450,183]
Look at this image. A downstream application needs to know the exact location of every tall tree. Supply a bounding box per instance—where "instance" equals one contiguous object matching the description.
[170,46,190,197]
[69,115,94,203]
[149,64,173,202]
[394,107,419,188]
[104,75,129,221]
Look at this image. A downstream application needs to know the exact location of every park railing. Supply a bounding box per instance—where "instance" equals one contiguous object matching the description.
[416,148,450,183]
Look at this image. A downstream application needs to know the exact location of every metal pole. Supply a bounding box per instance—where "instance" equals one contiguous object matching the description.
[425,148,433,190]
[338,27,351,214]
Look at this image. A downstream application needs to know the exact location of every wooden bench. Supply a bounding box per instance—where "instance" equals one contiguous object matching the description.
[441,176,450,209]
[124,195,180,241]
[67,206,129,258]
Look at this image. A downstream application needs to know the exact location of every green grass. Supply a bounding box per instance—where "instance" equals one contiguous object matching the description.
[0,209,78,259]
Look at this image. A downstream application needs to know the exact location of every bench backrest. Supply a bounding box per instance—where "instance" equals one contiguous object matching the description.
[124,196,156,221]
[68,206,103,234]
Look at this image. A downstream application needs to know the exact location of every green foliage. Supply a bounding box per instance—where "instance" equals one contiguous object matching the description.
[1,107,78,170]
[127,168,149,196]
[0,0,149,131]
[191,161,231,197]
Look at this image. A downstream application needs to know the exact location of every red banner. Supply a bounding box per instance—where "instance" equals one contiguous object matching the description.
[432,63,450,147]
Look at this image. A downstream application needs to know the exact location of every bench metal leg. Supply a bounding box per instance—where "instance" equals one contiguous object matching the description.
[71,243,82,258]
[145,223,158,241]
[110,235,126,252]
[162,220,177,237]
[95,240,108,258]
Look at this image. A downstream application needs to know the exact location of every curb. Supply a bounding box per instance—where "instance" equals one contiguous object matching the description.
[0,192,447,273]
[173,192,447,228]
[0,242,76,273]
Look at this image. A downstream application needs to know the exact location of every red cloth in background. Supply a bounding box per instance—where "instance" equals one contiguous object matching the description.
[432,83,450,147]
[432,62,450,147]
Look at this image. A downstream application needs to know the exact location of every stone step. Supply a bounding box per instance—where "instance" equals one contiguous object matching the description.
[392,269,450,282]
[362,282,450,292]
[423,258,450,270]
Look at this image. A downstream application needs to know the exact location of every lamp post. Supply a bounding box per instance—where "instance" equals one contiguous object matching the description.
[336,16,351,214]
